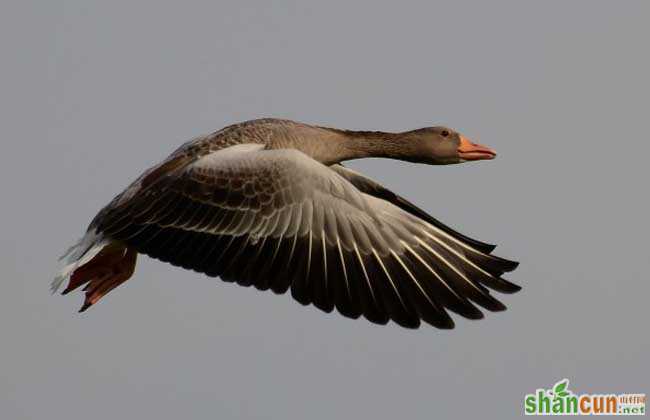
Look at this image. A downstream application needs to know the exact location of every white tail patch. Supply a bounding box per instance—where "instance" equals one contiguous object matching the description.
[51,230,110,294]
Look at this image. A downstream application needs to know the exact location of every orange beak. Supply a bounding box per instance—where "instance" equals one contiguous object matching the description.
[458,135,497,161]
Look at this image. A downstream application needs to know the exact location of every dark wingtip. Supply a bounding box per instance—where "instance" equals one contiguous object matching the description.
[437,319,455,330]
[492,278,522,294]
[506,260,520,271]
[463,308,485,320]
[470,293,508,312]
[428,315,455,330]
[482,243,498,253]
[496,257,519,273]
[392,317,422,329]
[491,303,507,312]
[482,255,520,277]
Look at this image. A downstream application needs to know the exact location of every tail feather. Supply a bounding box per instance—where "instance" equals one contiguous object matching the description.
[51,231,111,294]
[52,231,137,311]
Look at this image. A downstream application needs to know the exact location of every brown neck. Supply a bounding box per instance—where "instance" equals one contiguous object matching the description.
[325,128,422,163]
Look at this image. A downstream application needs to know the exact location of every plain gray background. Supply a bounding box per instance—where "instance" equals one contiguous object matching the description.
[1,1,648,419]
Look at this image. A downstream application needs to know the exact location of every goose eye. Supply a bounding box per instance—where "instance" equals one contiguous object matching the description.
[441,130,449,137]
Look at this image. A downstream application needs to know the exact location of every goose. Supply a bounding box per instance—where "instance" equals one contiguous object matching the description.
[53,118,519,329]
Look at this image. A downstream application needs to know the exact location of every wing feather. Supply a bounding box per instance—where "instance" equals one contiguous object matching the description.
[92,144,519,328]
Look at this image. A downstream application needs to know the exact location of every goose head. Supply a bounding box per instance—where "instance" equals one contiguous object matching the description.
[406,126,496,164]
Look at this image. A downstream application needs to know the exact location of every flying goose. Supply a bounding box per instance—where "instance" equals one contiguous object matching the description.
[53,118,519,329]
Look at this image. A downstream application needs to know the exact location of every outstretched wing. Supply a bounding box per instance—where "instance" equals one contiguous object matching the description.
[94,144,519,328]
[329,164,498,253]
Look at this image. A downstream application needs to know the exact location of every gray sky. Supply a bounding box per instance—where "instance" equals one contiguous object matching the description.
[1,1,648,419]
